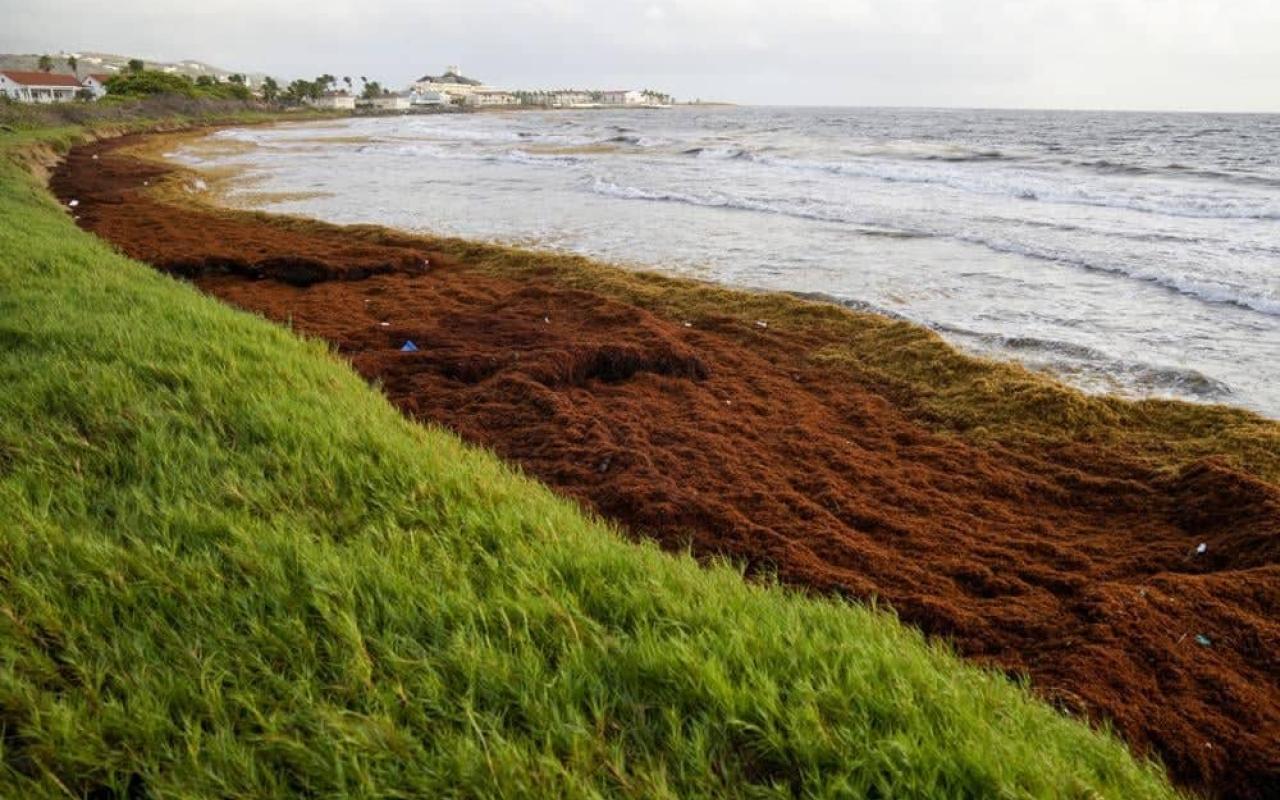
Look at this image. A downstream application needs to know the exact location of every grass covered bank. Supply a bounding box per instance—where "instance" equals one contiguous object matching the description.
[0,130,1189,796]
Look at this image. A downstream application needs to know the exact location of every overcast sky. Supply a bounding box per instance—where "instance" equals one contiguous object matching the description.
[4,0,1277,111]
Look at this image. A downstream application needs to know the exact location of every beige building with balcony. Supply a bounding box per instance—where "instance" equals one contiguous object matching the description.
[410,66,489,103]
[600,90,646,106]
[463,91,520,108]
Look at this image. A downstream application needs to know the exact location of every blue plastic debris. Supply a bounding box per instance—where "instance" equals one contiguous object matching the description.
[1195,634,1211,647]
[400,341,418,352]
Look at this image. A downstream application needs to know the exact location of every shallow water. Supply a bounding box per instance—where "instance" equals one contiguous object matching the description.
[172,107,1280,417]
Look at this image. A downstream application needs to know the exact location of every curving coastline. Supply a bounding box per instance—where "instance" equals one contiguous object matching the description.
[177,111,1280,418]
[51,131,1280,798]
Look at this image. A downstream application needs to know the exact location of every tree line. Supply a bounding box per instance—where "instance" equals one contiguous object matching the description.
[102,60,253,101]
[36,56,398,106]
[274,75,391,104]
[31,54,674,107]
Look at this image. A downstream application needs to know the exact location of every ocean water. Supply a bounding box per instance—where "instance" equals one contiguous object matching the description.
[172,107,1280,418]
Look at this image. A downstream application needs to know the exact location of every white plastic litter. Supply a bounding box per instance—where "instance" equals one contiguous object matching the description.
[67,199,79,207]
[1196,542,1207,554]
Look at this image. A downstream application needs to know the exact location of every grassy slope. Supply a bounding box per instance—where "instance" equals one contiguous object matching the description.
[0,128,1182,798]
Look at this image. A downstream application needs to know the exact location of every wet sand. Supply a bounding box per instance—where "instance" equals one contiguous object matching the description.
[51,134,1280,799]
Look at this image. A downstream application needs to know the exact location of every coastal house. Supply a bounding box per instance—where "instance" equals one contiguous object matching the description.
[463,91,520,108]
[410,66,489,102]
[0,71,85,103]
[306,93,356,110]
[600,90,646,106]
[81,73,114,99]
[359,95,411,112]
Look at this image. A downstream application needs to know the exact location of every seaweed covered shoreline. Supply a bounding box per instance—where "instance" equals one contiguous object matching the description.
[52,132,1280,798]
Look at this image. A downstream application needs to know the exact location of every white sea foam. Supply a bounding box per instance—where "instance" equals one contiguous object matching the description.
[742,153,1280,221]
[589,177,1280,316]
[500,149,584,166]
[183,108,1280,417]
[938,325,1235,400]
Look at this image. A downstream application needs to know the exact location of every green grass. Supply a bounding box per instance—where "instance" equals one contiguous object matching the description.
[0,126,1184,798]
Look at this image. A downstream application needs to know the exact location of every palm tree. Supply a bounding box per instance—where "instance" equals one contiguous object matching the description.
[261,76,280,102]
[343,76,352,92]
[67,55,78,74]
[38,54,54,72]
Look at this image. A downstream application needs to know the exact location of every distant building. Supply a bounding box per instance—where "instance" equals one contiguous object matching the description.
[306,93,356,110]
[0,71,85,103]
[600,90,646,106]
[410,66,490,102]
[463,91,520,108]
[81,74,113,99]
[549,91,592,107]
[409,89,449,107]
[359,95,411,112]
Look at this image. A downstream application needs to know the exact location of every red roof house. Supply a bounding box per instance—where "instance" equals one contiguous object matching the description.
[0,70,86,102]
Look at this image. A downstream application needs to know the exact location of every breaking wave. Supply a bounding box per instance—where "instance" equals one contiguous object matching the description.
[189,108,1280,418]
[678,145,1280,219]
[935,325,1235,400]
[750,154,1280,221]
[589,177,1280,317]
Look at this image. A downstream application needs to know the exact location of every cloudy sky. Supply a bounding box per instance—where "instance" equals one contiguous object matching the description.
[4,0,1277,111]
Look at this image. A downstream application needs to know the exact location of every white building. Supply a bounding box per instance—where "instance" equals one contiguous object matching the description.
[410,66,489,102]
[600,90,646,106]
[359,95,411,111]
[81,73,113,99]
[409,89,449,107]
[549,91,592,107]
[463,91,520,108]
[0,71,85,103]
[306,93,356,110]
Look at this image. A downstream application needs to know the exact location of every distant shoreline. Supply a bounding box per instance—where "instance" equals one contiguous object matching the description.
[349,101,735,117]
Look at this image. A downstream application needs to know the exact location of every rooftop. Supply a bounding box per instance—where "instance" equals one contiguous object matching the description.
[1,70,84,87]
[415,67,483,86]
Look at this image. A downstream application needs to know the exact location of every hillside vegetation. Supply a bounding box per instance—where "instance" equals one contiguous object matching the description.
[0,126,1184,798]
